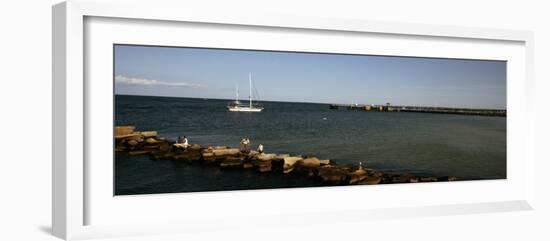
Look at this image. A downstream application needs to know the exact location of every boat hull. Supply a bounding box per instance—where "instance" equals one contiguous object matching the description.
[227,106,263,112]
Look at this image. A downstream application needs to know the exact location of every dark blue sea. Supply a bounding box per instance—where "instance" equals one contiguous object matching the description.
[114,95,506,195]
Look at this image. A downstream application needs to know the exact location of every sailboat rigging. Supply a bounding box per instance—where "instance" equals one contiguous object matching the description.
[227,73,264,112]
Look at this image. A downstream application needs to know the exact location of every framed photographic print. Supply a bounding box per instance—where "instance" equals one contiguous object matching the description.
[53,0,535,240]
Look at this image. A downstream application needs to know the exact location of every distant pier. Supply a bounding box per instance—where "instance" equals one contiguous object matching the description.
[329,103,506,117]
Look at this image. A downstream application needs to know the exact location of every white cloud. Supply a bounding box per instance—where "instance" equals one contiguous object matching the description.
[115,75,204,88]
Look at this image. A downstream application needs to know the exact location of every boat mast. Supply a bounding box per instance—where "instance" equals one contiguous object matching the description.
[249,72,252,108]
[236,84,239,103]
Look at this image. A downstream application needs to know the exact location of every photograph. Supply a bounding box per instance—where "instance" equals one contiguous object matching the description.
[113,44,507,195]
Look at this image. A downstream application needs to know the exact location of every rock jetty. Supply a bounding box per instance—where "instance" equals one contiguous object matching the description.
[114,126,458,186]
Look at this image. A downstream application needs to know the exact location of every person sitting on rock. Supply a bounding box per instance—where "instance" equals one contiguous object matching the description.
[182,136,189,150]
[258,144,264,154]
[174,135,189,151]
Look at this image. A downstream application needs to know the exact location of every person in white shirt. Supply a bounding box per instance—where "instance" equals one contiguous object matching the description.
[240,138,246,152]
[257,144,264,154]
[182,136,189,149]
[174,135,189,151]
[243,138,250,152]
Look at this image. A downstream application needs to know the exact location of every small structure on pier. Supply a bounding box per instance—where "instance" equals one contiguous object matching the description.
[328,103,506,117]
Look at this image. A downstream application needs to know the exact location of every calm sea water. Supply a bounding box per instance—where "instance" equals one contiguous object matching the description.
[115,95,506,195]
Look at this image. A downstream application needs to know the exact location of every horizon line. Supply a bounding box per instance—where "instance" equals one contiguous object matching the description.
[114,94,507,110]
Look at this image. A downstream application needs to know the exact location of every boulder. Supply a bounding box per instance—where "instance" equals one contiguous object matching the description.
[116,133,143,142]
[419,177,438,182]
[158,142,171,152]
[298,157,322,168]
[212,148,241,156]
[220,157,244,168]
[115,126,135,136]
[145,137,159,144]
[243,162,254,169]
[201,151,217,162]
[151,151,175,160]
[357,176,382,185]
[437,176,458,182]
[317,166,349,185]
[200,148,241,163]
[115,133,144,143]
[247,151,260,159]
[127,139,139,147]
[128,150,151,156]
[319,159,331,165]
[275,154,290,159]
[257,163,272,172]
[391,175,408,183]
[173,151,202,162]
[391,174,417,183]
[348,169,368,184]
[143,144,161,150]
[283,156,303,174]
[140,131,158,138]
[253,158,273,173]
[256,153,277,162]
[188,144,202,151]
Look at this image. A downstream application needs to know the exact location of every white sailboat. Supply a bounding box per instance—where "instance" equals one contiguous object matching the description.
[227,73,264,112]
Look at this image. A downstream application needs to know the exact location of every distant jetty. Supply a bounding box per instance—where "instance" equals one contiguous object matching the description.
[329,103,506,117]
[115,126,458,187]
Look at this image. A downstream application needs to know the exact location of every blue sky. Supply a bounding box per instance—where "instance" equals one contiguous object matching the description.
[114,44,506,109]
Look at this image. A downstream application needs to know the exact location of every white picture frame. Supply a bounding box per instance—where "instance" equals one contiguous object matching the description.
[52,0,535,240]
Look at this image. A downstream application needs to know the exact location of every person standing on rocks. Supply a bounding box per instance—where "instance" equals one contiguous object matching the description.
[258,144,264,154]
[240,138,246,152]
[243,138,251,153]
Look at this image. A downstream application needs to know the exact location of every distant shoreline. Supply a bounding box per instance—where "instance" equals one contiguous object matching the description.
[114,94,507,111]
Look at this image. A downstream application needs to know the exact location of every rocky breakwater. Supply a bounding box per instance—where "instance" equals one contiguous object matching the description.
[115,126,458,187]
